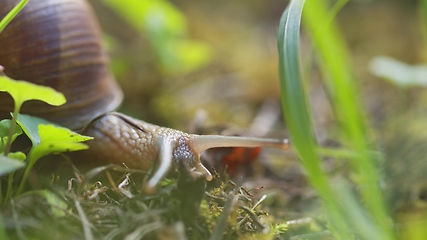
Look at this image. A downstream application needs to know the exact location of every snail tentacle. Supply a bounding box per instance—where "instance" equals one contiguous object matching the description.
[145,136,175,193]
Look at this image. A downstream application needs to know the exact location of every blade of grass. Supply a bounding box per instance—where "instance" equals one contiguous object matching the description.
[74,197,94,240]
[0,214,8,240]
[278,0,324,191]
[278,0,395,238]
[421,0,427,58]
[302,0,394,238]
[0,0,28,34]
[278,0,353,237]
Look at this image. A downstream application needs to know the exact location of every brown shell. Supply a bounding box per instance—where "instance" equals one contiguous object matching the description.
[0,0,122,129]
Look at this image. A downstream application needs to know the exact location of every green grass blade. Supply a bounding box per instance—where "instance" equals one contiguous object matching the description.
[302,0,395,238]
[278,0,323,186]
[0,0,28,34]
[278,1,351,237]
[0,213,8,240]
[421,0,427,55]
[278,0,396,238]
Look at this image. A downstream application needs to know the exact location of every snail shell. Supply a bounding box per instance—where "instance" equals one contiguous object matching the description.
[0,0,122,130]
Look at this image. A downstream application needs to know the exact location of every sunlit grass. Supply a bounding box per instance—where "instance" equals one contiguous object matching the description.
[278,0,397,238]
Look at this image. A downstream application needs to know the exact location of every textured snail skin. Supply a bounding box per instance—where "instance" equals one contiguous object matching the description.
[80,112,289,190]
[81,112,213,190]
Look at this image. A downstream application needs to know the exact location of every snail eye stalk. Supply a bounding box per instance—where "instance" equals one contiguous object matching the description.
[189,135,289,154]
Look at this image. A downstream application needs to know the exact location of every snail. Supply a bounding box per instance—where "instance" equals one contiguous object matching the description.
[0,0,289,191]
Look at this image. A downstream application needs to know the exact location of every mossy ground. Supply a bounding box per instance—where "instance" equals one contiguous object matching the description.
[1,158,315,239]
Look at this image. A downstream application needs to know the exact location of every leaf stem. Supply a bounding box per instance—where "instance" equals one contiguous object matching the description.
[5,172,15,202]
[4,104,21,156]
[16,152,35,195]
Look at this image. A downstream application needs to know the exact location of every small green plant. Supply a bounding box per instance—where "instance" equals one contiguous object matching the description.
[15,114,93,194]
[0,75,66,155]
[0,119,25,204]
[0,74,93,201]
[0,0,29,181]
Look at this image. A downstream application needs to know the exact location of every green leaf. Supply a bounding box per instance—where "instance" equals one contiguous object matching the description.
[0,75,66,156]
[16,114,93,194]
[16,114,55,146]
[0,0,28,34]
[30,124,93,162]
[7,151,26,161]
[0,155,25,176]
[0,120,12,137]
[0,119,22,152]
[16,114,93,162]
[370,56,427,88]
[0,75,66,109]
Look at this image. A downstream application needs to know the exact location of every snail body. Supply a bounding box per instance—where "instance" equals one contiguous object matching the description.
[0,0,289,191]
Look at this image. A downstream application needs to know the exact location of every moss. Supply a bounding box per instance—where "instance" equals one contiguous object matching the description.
[0,160,292,239]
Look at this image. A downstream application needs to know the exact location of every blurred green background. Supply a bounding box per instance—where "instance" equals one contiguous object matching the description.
[89,0,424,133]
[89,0,288,130]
